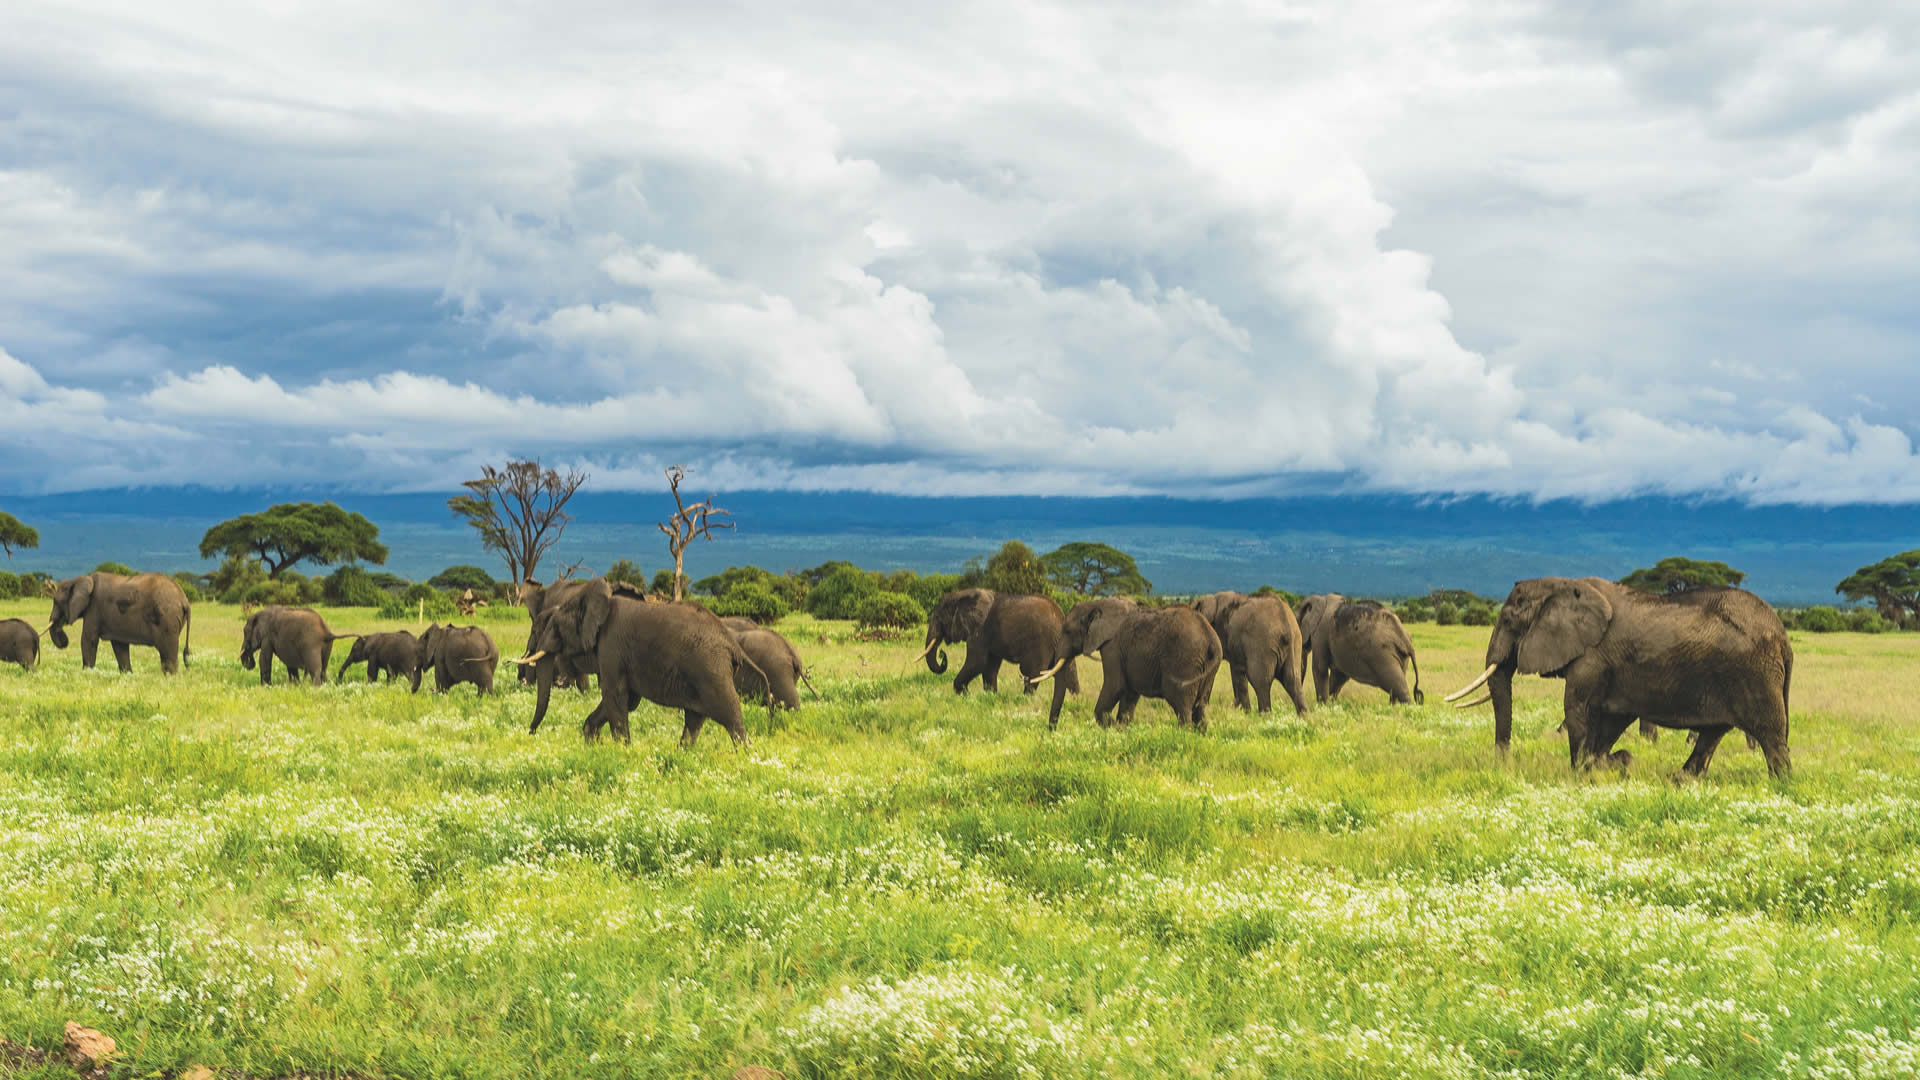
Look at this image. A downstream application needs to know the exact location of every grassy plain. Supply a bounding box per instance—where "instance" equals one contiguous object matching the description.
[2,598,1920,1079]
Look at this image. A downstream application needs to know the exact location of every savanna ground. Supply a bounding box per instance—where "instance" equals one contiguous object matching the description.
[2,598,1919,1080]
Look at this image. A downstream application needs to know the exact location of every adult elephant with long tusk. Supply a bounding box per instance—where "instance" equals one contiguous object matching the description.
[517,579,768,746]
[1447,577,1792,778]
[919,587,1079,700]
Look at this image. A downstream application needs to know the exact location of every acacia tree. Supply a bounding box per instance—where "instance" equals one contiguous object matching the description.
[657,466,733,602]
[0,511,38,560]
[1619,557,1747,595]
[198,502,388,578]
[1041,541,1151,595]
[1836,550,1920,630]
[448,460,588,588]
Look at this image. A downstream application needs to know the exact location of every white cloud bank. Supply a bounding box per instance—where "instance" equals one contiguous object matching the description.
[1,0,1917,501]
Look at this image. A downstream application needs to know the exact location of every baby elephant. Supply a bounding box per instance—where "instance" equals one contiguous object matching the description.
[241,606,359,686]
[0,618,41,671]
[1038,598,1223,731]
[1296,594,1423,705]
[337,630,423,689]
[730,626,815,710]
[419,623,499,695]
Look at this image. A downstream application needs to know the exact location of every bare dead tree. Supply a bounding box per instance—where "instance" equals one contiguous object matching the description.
[657,465,733,602]
[555,558,591,582]
[448,460,588,592]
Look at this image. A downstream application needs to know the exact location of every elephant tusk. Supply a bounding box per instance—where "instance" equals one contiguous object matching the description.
[510,650,549,666]
[1454,692,1492,709]
[1444,662,1500,702]
[1026,657,1067,686]
[463,656,492,662]
[913,639,940,663]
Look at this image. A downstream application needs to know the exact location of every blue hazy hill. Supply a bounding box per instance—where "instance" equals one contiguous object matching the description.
[3,488,1916,605]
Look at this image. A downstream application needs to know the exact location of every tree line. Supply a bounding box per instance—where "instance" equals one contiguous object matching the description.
[3,480,1917,635]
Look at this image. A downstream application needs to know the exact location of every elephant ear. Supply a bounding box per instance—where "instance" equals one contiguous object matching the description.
[947,589,994,640]
[1296,596,1328,646]
[66,575,95,620]
[577,579,614,650]
[1517,581,1613,675]
[1081,600,1132,656]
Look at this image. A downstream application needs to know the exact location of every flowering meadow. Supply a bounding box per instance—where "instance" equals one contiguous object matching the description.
[2,600,1918,1078]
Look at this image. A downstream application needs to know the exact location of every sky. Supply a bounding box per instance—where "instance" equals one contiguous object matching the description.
[2,1,1917,502]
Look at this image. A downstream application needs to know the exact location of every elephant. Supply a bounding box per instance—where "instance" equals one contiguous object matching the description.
[1296,594,1423,705]
[1446,577,1793,778]
[47,571,192,674]
[718,615,761,633]
[337,630,423,689]
[241,606,357,685]
[1192,593,1309,716]
[518,579,598,696]
[1034,598,1222,731]
[419,623,499,695]
[731,626,816,710]
[919,588,1081,700]
[0,618,39,671]
[517,578,768,746]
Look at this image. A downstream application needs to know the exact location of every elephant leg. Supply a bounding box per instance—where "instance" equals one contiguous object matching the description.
[1326,670,1350,701]
[983,658,1002,693]
[681,710,707,748]
[1227,661,1251,712]
[1093,669,1125,727]
[1681,726,1730,776]
[1639,718,1659,742]
[80,625,100,669]
[1586,711,1637,768]
[1060,659,1081,696]
[1561,689,1590,767]
[1048,667,1072,730]
[158,636,180,675]
[953,649,986,694]
[1244,654,1273,714]
[313,648,329,685]
[111,640,133,673]
[259,649,275,686]
[1310,649,1330,703]
[1117,691,1141,727]
[1279,650,1309,717]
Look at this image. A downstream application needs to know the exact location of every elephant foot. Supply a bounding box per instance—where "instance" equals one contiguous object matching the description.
[1608,750,1634,769]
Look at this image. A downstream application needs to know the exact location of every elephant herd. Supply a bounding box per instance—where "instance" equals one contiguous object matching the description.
[2,569,1797,777]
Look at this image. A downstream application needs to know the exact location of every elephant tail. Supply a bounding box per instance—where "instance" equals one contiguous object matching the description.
[730,639,772,700]
[182,607,192,669]
[1409,648,1423,705]
[800,666,820,698]
[1174,625,1225,696]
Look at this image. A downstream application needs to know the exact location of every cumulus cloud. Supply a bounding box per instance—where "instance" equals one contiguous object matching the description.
[0,0,1916,500]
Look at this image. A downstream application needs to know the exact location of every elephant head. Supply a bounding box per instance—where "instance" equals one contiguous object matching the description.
[1191,592,1249,640]
[1055,597,1138,665]
[521,580,615,732]
[238,606,274,671]
[918,588,994,674]
[1294,593,1345,653]
[45,574,96,650]
[1448,577,1614,750]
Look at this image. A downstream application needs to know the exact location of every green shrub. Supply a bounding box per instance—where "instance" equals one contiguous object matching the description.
[279,571,324,606]
[651,570,689,597]
[213,554,268,603]
[694,565,769,597]
[768,573,810,609]
[1846,608,1893,634]
[0,571,17,600]
[1461,604,1497,626]
[855,591,925,633]
[94,561,135,576]
[1397,597,1435,622]
[713,582,789,624]
[429,565,496,591]
[807,566,880,620]
[242,581,302,607]
[169,572,205,603]
[367,572,409,592]
[1252,585,1301,606]
[1796,606,1845,632]
[379,584,458,621]
[324,565,387,607]
[1434,602,1459,626]
[906,572,963,613]
[605,559,647,588]
[16,571,51,597]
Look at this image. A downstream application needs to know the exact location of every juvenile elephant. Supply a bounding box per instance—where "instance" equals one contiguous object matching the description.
[47,571,192,674]
[920,588,1080,699]
[1296,594,1423,705]
[518,578,767,746]
[337,630,422,688]
[718,615,761,633]
[0,618,39,671]
[241,606,357,685]
[1447,578,1792,778]
[419,623,499,695]
[1195,593,1309,716]
[732,626,815,710]
[1036,598,1222,731]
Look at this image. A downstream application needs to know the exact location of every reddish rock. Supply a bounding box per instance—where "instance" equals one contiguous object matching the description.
[63,1022,116,1068]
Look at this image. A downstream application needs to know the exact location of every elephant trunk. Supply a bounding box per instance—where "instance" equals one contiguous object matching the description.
[1490,666,1516,753]
[530,659,556,734]
[922,626,948,674]
[47,623,69,650]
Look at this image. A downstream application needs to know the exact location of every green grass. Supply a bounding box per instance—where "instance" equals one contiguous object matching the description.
[3,600,1920,1078]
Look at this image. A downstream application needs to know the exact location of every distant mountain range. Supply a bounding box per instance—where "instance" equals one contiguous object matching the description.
[4,488,1916,605]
